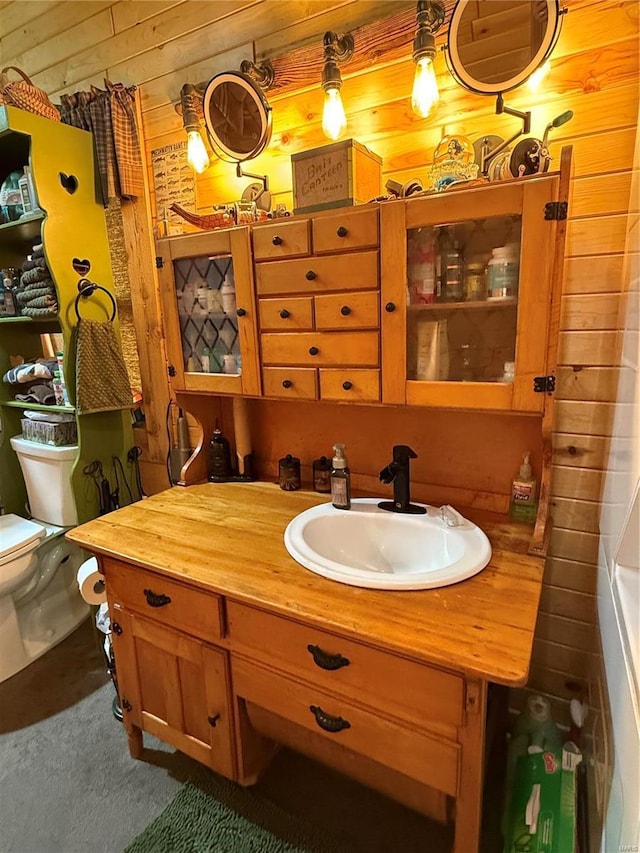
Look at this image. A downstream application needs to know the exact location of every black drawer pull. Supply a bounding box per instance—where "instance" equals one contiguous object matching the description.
[307,644,350,671]
[111,621,123,636]
[279,308,290,319]
[208,713,221,727]
[272,235,283,245]
[337,226,348,237]
[309,346,319,356]
[309,705,351,733]
[143,588,172,608]
[342,381,353,391]
[385,302,396,313]
[282,379,293,388]
[236,307,247,317]
[121,698,132,712]
[340,305,351,316]
[305,270,317,281]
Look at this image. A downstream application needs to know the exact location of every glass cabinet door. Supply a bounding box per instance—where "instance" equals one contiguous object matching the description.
[173,253,240,376]
[406,214,521,384]
[381,178,559,412]
[157,228,261,397]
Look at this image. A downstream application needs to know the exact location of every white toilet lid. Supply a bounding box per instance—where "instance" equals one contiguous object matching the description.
[0,514,46,564]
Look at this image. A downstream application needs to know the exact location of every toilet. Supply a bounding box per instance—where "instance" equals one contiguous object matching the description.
[0,437,88,683]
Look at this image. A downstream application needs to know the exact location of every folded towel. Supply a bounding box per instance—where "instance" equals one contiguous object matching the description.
[75,319,132,414]
[17,286,56,306]
[20,305,58,317]
[14,383,55,405]
[23,410,75,423]
[3,361,56,384]
[21,266,51,286]
[21,257,48,272]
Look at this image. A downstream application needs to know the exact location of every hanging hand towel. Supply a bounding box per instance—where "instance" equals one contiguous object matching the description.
[75,319,132,414]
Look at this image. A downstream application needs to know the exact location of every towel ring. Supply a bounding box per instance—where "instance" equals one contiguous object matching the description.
[75,279,117,322]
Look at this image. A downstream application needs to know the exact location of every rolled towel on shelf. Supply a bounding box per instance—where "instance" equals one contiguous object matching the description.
[20,266,51,286]
[20,304,58,317]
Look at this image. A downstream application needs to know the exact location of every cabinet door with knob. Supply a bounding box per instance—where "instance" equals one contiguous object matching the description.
[380,167,569,413]
[105,558,235,778]
[156,227,261,396]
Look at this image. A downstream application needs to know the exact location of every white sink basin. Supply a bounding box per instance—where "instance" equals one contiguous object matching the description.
[284,498,492,590]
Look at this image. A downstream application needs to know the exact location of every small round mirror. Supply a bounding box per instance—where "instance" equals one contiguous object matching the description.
[447,0,561,95]
[202,71,272,162]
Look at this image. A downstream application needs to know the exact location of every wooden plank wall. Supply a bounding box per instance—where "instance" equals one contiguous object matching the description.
[1,0,637,715]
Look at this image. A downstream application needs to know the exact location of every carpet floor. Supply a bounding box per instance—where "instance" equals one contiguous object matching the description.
[0,619,504,853]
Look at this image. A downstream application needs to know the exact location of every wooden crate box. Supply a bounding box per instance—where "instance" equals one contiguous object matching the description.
[291,138,382,214]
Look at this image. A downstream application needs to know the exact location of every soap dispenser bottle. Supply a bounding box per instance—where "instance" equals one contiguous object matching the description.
[330,443,351,510]
[510,451,538,523]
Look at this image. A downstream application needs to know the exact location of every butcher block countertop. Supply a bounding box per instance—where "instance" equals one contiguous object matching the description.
[67,482,544,687]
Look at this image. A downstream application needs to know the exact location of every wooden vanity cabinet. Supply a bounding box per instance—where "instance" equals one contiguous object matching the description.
[68,482,545,853]
[102,557,236,779]
[156,227,261,397]
[380,169,569,413]
[252,206,382,403]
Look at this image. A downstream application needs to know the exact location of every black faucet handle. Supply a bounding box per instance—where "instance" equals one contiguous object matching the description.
[379,462,397,484]
[392,445,418,462]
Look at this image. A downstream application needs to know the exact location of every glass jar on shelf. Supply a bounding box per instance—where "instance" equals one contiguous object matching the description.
[464,259,486,301]
[487,245,519,300]
[436,226,464,302]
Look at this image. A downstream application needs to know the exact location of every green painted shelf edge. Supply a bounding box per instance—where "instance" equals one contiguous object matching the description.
[1,400,75,413]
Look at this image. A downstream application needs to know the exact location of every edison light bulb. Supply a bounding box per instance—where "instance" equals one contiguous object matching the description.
[322,87,347,140]
[411,57,439,118]
[528,60,551,92]
[186,130,210,173]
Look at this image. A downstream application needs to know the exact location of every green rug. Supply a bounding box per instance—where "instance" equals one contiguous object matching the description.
[124,776,350,853]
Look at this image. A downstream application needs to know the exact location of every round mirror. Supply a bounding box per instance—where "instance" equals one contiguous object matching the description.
[202,71,272,162]
[447,0,561,95]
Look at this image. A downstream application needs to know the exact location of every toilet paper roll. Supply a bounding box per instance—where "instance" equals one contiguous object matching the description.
[77,557,107,605]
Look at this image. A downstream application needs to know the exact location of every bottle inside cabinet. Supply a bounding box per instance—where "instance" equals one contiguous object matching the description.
[173,255,241,375]
[406,214,522,384]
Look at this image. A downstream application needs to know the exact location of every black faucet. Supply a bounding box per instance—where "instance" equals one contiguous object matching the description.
[378,445,426,515]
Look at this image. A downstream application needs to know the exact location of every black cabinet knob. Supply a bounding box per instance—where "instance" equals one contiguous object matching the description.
[279,308,290,319]
[272,235,283,245]
[309,346,319,356]
[305,270,317,281]
[236,307,247,317]
[340,305,351,316]
[385,302,396,313]
[337,226,348,237]
[282,379,293,388]
[342,381,353,391]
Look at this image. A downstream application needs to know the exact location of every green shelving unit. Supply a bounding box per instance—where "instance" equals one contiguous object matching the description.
[0,106,134,522]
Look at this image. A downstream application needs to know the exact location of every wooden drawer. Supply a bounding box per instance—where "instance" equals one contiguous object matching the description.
[312,208,379,254]
[258,297,313,331]
[104,558,223,644]
[255,251,378,296]
[262,367,317,399]
[252,219,310,260]
[233,657,460,796]
[314,291,379,330]
[261,331,379,367]
[227,602,464,730]
[319,369,380,402]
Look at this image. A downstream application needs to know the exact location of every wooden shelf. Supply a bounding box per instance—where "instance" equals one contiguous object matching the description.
[0,212,44,243]
[1,400,75,414]
[408,298,517,312]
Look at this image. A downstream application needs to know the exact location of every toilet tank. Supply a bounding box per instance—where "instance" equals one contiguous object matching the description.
[9,436,79,527]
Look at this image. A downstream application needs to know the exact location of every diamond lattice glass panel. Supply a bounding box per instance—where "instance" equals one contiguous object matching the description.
[173,255,241,374]
[406,214,521,383]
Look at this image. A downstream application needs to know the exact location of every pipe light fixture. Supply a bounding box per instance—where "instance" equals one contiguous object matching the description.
[180,83,210,173]
[321,31,354,140]
[411,0,445,119]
